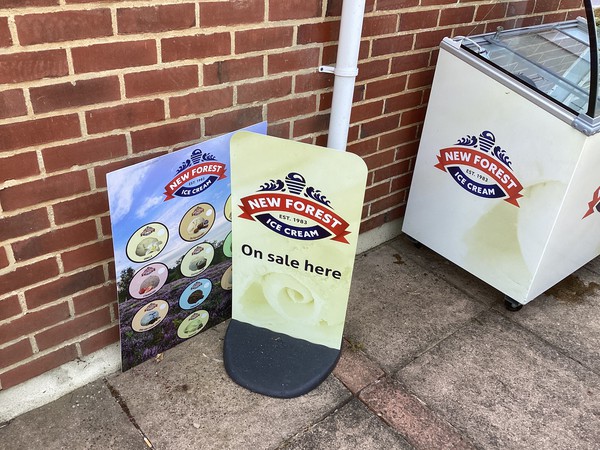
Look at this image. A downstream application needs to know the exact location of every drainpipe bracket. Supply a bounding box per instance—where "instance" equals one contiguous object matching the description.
[318,65,359,77]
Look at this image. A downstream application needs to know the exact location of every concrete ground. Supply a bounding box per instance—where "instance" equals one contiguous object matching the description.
[2,235,600,449]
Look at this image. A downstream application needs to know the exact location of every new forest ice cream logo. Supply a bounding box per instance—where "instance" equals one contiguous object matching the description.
[434,131,523,206]
[163,148,226,201]
[239,172,351,243]
[582,186,600,219]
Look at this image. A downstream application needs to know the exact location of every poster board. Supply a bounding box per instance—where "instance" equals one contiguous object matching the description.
[223,132,367,397]
[107,122,266,371]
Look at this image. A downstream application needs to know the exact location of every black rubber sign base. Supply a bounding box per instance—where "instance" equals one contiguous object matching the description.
[223,319,340,398]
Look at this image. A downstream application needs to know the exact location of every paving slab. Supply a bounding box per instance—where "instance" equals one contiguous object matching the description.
[389,235,503,308]
[279,398,413,450]
[0,379,147,450]
[359,378,475,450]
[332,339,385,395]
[108,320,352,450]
[344,242,488,373]
[398,310,600,449]
[498,265,600,374]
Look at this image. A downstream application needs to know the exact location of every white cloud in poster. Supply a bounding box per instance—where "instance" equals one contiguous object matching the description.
[107,165,152,223]
[135,195,164,219]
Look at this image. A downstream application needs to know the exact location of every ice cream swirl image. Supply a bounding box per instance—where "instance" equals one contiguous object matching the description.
[237,270,344,348]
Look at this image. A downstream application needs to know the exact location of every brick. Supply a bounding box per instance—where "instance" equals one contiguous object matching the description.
[357,60,390,82]
[203,56,263,85]
[200,0,264,27]
[400,9,440,31]
[12,220,98,263]
[268,95,317,122]
[0,208,50,242]
[61,240,113,273]
[170,86,233,118]
[395,140,419,160]
[43,135,128,172]
[0,295,22,322]
[439,6,475,26]
[350,100,384,123]
[384,91,423,114]
[371,35,414,57]
[391,172,413,192]
[72,40,156,74]
[297,21,340,45]
[131,119,200,153]
[24,266,105,310]
[0,89,27,120]
[364,149,396,171]
[378,0,419,8]
[117,4,195,34]
[269,0,322,20]
[0,50,68,84]
[268,122,290,139]
[235,27,294,54]
[407,68,435,89]
[80,325,119,356]
[73,283,115,315]
[0,170,90,212]
[400,105,427,127]
[0,114,81,153]
[421,0,458,4]
[534,0,561,12]
[268,48,320,75]
[475,3,508,21]
[364,181,391,203]
[30,77,120,114]
[124,66,198,98]
[378,126,419,151]
[369,190,405,215]
[0,339,33,370]
[363,15,398,37]
[0,246,8,271]
[161,33,230,62]
[53,192,109,226]
[86,100,165,134]
[365,75,407,100]
[0,302,69,345]
[293,113,330,138]
[391,52,432,74]
[0,152,40,184]
[237,77,292,104]
[415,29,449,50]
[347,136,379,157]
[295,72,334,93]
[0,17,12,47]
[16,10,112,45]
[373,159,411,183]
[0,0,58,7]
[204,106,263,137]
[0,344,77,390]
[35,306,111,351]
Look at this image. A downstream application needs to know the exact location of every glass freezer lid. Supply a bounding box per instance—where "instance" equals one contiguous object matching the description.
[455,0,600,124]
[462,19,592,115]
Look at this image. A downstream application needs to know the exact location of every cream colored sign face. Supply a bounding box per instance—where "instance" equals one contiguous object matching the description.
[231,132,367,350]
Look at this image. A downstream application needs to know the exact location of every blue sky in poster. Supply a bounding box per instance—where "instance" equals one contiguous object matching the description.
[107,122,267,273]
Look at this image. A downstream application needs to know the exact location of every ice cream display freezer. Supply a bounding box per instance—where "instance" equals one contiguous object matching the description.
[403,2,600,309]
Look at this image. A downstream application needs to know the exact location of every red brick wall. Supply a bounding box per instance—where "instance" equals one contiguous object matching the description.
[0,0,583,389]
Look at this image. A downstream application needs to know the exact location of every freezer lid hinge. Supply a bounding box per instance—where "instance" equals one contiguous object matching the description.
[571,114,600,136]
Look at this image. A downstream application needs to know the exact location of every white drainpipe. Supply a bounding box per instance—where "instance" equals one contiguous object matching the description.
[319,0,367,151]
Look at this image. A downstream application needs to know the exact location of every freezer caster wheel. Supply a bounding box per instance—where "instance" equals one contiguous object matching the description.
[405,235,422,249]
[504,296,523,312]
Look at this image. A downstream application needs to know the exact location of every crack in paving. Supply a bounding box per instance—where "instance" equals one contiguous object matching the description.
[105,379,155,449]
